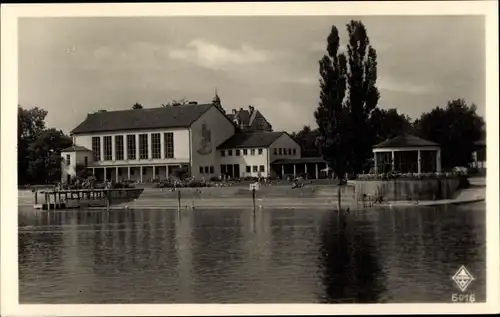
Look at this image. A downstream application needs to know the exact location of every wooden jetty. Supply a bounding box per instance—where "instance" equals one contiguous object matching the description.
[33,188,144,210]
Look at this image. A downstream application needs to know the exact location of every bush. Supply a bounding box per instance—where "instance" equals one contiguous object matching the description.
[210,176,222,182]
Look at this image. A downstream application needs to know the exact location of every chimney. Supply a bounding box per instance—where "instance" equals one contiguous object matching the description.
[239,107,243,111]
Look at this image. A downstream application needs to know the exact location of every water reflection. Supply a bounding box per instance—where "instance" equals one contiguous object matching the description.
[317,211,385,303]
[18,203,486,303]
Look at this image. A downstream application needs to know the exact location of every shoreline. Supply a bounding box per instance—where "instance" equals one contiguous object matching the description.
[18,181,485,211]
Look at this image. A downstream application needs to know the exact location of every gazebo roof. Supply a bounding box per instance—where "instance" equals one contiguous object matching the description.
[373,134,439,149]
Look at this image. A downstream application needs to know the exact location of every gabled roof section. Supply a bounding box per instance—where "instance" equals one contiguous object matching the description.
[217,131,285,149]
[249,110,273,131]
[61,145,92,152]
[71,104,213,134]
[373,134,440,148]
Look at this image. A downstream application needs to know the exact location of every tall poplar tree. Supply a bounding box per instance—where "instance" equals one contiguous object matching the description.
[314,25,350,185]
[344,21,380,175]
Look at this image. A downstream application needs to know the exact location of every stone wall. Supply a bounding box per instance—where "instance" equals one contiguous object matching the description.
[353,178,461,201]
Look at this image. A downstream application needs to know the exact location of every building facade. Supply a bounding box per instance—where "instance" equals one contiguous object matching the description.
[62,100,326,183]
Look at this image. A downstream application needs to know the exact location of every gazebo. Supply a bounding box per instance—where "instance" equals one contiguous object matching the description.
[373,134,441,174]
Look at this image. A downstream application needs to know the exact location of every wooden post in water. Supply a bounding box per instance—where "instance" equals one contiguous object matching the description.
[337,185,341,212]
[106,190,110,211]
[252,188,256,212]
[177,190,181,212]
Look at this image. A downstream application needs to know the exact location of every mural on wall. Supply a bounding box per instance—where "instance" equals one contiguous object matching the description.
[197,123,212,155]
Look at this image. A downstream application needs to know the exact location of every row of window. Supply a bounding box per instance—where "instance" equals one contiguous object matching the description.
[65,155,89,166]
[274,148,296,156]
[220,148,263,157]
[200,165,266,174]
[246,165,265,173]
[199,166,215,174]
[91,133,174,161]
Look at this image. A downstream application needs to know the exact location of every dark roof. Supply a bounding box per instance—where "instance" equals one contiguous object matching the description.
[272,157,326,165]
[373,134,439,148]
[249,110,273,131]
[71,104,213,134]
[217,131,285,149]
[61,145,92,152]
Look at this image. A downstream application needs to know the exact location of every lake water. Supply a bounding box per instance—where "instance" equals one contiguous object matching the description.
[18,203,486,303]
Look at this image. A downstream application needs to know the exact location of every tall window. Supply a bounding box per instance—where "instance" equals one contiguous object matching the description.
[66,154,71,166]
[210,166,214,174]
[220,150,226,157]
[278,148,282,155]
[273,148,277,155]
[258,148,263,155]
[92,136,101,161]
[84,156,88,166]
[139,134,148,159]
[228,149,233,156]
[292,148,297,155]
[164,132,174,158]
[243,149,248,155]
[259,165,265,172]
[127,134,136,160]
[236,149,241,156]
[250,149,255,155]
[246,166,251,173]
[152,133,161,159]
[253,166,258,172]
[103,136,112,160]
[115,135,124,160]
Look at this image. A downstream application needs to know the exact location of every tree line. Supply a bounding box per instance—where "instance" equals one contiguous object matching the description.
[292,20,485,180]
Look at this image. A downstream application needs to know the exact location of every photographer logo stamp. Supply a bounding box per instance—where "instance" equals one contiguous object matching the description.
[452,265,475,292]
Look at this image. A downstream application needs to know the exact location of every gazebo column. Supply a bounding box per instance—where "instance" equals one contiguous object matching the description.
[116,167,119,181]
[281,165,285,178]
[374,152,378,174]
[153,166,156,180]
[104,167,107,181]
[166,165,169,179]
[140,166,143,183]
[293,164,296,177]
[436,149,442,172]
[304,164,308,177]
[417,150,422,174]
[127,167,131,180]
[315,163,319,179]
[391,151,395,172]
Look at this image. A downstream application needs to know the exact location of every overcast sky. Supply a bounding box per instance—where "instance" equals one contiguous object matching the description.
[18,15,485,134]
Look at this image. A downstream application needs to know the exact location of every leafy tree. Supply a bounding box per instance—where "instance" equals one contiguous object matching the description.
[27,128,73,184]
[18,105,73,185]
[291,125,321,157]
[18,106,48,184]
[132,102,143,109]
[345,20,381,175]
[370,108,413,144]
[314,24,350,185]
[161,98,189,107]
[413,99,485,169]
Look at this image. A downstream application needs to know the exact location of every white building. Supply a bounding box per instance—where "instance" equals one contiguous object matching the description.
[62,101,328,183]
